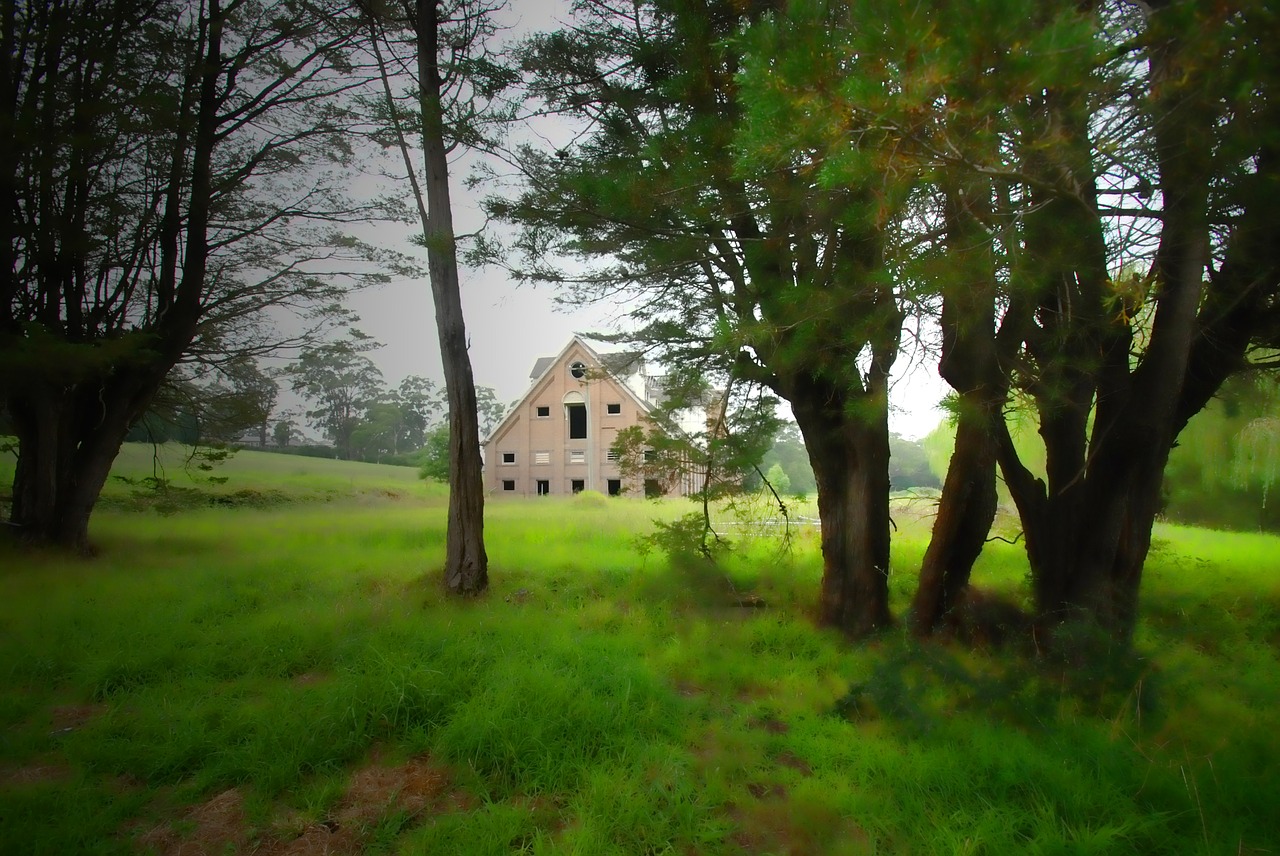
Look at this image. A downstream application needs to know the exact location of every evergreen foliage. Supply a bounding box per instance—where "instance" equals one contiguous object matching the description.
[495,0,1280,647]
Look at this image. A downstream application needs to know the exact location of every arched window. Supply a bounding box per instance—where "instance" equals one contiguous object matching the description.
[563,391,587,440]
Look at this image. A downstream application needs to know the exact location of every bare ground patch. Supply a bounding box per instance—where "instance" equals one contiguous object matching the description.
[49,702,107,734]
[725,784,870,856]
[139,788,250,856]
[0,703,106,792]
[691,723,856,855]
[132,754,472,855]
[0,762,74,788]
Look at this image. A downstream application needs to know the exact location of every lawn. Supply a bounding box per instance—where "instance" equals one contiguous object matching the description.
[0,445,1277,854]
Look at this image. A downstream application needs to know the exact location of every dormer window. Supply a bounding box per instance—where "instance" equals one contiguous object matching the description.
[569,360,587,379]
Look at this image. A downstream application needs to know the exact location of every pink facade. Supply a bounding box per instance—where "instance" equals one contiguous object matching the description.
[483,337,653,497]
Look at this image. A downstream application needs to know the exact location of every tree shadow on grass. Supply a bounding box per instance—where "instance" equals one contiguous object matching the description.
[831,636,1165,737]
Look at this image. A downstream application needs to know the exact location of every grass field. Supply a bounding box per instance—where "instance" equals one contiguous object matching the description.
[1,444,1278,854]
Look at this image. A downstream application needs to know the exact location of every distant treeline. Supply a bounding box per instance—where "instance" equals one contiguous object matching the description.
[231,443,426,470]
[922,374,1280,533]
[743,425,940,498]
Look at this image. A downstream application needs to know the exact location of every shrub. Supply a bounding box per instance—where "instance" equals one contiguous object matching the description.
[573,489,610,508]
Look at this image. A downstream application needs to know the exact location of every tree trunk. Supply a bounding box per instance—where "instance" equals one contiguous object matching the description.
[2,4,219,553]
[994,0,1219,648]
[789,377,893,638]
[995,416,1173,648]
[909,151,1005,637]
[415,0,487,595]
[911,400,998,635]
[6,369,161,550]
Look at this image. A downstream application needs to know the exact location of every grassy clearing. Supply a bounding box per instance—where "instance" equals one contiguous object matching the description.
[1,450,1278,854]
[0,441,443,516]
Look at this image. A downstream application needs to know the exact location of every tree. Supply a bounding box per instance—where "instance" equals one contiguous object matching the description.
[417,422,450,482]
[416,384,501,477]
[348,374,441,461]
[192,358,279,446]
[0,0,379,549]
[395,375,439,450]
[497,0,921,636]
[1161,372,1280,530]
[287,332,385,461]
[881,1,1079,634]
[888,436,938,492]
[350,400,406,461]
[738,423,941,498]
[364,0,517,596]
[981,0,1280,644]
[273,419,298,449]
[503,0,1280,649]
[764,463,791,498]
[888,0,1280,643]
[744,423,817,497]
[473,385,507,437]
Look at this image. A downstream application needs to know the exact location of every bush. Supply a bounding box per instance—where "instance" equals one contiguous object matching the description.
[573,489,610,508]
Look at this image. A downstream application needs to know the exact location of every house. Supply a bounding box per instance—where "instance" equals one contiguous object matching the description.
[482,336,707,497]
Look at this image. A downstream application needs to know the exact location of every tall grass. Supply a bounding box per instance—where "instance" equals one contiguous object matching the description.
[0,450,1277,854]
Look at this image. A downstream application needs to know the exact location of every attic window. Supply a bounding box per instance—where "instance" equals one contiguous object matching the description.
[536,406,550,418]
[606,402,621,415]
[501,452,516,465]
[569,361,587,379]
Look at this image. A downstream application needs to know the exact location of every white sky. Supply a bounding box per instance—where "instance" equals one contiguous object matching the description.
[340,0,949,441]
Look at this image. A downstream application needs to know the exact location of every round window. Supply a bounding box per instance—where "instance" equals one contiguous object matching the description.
[569,361,587,379]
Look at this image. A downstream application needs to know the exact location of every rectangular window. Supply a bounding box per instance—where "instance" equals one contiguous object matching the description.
[501,451,516,465]
[607,479,622,496]
[502,479,516,491]
[536,405,550,418]
[571,479,585,494]
[606,402,622,415]
[643,449,656,462]
[533,451,550,465]
[536,480,550,496]
[567,403,587,439]
[569,450,586,464]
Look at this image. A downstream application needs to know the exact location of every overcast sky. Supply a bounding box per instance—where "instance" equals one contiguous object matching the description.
[340,0,949,440]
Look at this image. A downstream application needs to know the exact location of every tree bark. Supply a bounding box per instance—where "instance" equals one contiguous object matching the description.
[7,366,164,550]
[991,0,1226,647]
[414,0,487,595]
[3,4,221,551]
[909,155,1006,637]
[911,401,998,635]
[788,374,893,638]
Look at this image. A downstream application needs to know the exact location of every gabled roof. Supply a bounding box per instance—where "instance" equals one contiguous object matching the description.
[528,356,555,380]
[599,350,643,377]
[484,335,653,446]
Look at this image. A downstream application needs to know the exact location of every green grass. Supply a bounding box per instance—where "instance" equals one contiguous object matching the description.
[1,447,1278,854]
[0,441,441,515]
